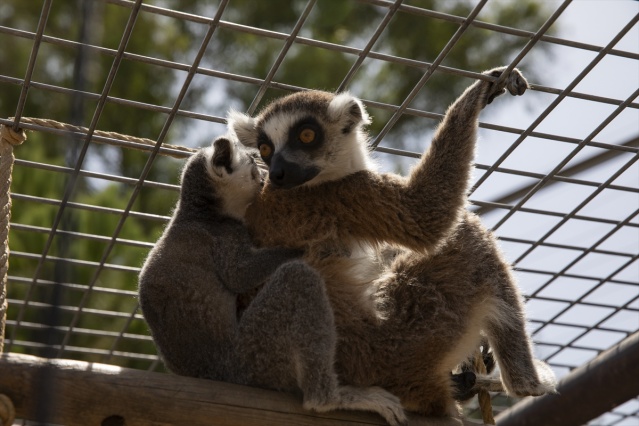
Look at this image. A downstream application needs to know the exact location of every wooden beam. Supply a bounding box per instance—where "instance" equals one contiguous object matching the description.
[0,353,478,426]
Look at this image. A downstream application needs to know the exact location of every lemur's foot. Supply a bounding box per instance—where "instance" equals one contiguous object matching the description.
[506,360,558,397]
[451,371,477,401]
[509,380,557,397]
[344,386,407,426]
[484,66,529,105]
[304,385,408,426]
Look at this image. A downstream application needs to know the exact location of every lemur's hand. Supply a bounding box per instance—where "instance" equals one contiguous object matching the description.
[483,66,529,105]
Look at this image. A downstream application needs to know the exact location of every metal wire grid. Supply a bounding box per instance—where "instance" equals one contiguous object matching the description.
[1,0,638,424]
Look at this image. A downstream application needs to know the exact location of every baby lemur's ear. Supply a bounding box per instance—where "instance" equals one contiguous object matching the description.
[212,137,233,174]
[327,92,371,134]
[227,109,257,148]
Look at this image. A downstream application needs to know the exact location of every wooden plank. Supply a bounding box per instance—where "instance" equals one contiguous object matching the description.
[0,353,479,426]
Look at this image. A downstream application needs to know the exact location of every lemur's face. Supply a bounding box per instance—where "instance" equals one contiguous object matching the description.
[229,91,374,189]
[255,111,324,189]
[206,137,265,218]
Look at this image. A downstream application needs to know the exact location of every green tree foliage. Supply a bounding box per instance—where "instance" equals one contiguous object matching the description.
[212,0,553,139]
[1,0,197,368]
[1,0,554,370]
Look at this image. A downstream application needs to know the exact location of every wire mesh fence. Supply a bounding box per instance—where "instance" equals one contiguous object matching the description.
[1,0,637,424]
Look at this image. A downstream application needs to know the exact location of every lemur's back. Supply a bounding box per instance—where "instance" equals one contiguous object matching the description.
[138,148,246,379]
[138,137,307,384]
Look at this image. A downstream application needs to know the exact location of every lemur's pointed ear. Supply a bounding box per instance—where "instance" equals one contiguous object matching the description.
[327,92,371,134]
[212,137,233,173]
[227,109,257,148]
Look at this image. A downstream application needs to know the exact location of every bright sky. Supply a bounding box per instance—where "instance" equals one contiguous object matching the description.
[468,3,638,423]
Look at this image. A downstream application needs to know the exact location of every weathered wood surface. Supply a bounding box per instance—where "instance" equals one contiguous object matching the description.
[0,353,480,426]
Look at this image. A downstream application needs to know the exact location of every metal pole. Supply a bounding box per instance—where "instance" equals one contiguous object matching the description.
[496,332,639,426]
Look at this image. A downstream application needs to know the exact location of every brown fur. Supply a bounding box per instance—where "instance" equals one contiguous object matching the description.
[240,68,556,417]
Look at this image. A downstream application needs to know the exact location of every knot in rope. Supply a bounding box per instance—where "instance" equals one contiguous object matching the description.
[0,123,26,147]
[0,394,15,426]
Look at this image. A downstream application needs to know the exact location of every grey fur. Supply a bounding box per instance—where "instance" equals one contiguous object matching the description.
[231,67,557,417]
[138,137,407,426]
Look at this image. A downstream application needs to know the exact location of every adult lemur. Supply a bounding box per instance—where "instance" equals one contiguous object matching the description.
[229,67,557,417]
[138,137,407,426]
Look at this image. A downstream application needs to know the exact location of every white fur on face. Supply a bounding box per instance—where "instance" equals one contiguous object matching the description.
[261,111,308,152]
[314,129,377,186]
[205,142,262,221]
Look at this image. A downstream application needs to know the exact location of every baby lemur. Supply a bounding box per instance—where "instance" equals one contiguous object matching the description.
[138,137,406,426]
[229,67,557,417]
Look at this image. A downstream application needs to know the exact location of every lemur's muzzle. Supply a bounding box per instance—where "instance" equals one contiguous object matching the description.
[269,153,319,189]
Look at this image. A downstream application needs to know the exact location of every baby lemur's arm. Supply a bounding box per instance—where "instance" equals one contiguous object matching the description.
[214,231,302,293]
[248,68,528,253]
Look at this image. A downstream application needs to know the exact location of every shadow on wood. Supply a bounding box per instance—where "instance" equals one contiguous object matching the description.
[0,353,481,426]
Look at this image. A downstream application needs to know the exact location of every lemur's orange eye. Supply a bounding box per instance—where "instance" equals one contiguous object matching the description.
[299,128,315,143]
[259,144,272,158]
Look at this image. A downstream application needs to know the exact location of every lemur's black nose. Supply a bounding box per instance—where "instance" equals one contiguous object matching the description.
[269,163,286,184]
[269,154,319,189]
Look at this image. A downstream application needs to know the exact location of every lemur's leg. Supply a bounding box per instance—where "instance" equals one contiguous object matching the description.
[235,260,407,426]
[482,254,557,397]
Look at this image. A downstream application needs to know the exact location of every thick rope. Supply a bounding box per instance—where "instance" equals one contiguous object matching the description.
[474,348,495,425]
[0,124,23,426]
[0,123,26,356]
[0,394,15,426]
[4,117,197,159]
